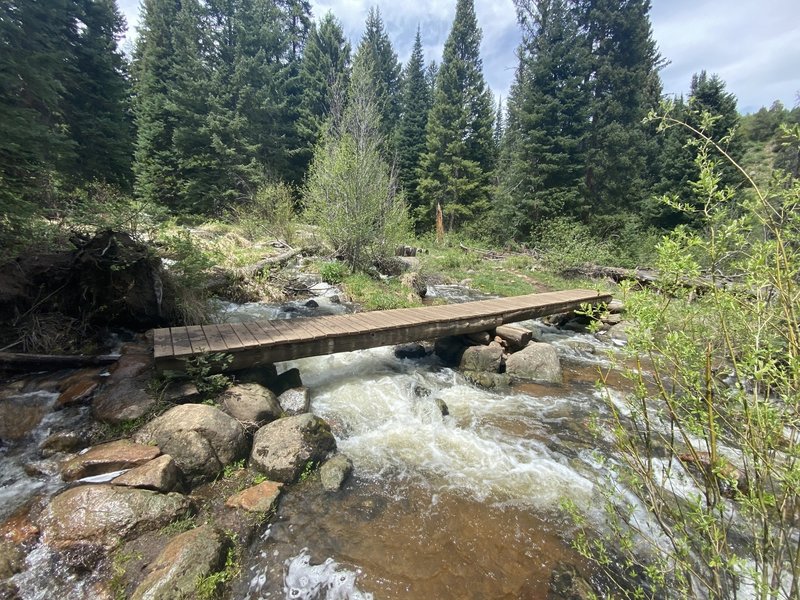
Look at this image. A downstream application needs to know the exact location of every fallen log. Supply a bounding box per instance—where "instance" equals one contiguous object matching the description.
[0,351,119,372]
[240,248,302,277]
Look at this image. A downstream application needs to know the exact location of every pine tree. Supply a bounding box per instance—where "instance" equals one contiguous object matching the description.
[132,0,212,212]
[496,0,591,239]
[62,0,133,188]
[580,0,661,225]
[0,0,74,214]
[397,28,431,221]
[425,61,438,95]
[493,97,504,151]
[418,0,495,232]
[352,7,401,154]
[296,12,351,174]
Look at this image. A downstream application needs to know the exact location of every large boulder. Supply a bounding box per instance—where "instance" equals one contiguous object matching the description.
[505,342,563,384]
[92,344,156,425]
[459,345,503,373]
[250,414,336,483]
[434,336,467,366]
[130,525,229,600]
[134,404,247,486]
[219,383,282,426]
[60,440,161,481]
[40,485,191,548]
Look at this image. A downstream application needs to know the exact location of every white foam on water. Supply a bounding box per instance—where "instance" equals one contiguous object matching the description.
[283,550,373,600]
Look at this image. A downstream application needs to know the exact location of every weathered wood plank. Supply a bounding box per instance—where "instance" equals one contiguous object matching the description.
[202,324,230,352]
[186,326,211,354]
[171,327,193,357]
[228,322,260,347]
[153,328,173,359]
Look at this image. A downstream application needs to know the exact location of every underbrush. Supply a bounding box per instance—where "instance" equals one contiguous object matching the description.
[342,273,422,310]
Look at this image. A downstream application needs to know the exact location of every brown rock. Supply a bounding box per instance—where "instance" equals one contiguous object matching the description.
[92,376,156,425]
[130,525,229,600]
[112,455,181,492]
[40,484,191,548]
[225,480,283,512]
[39,431,88,457]
[0,505,40,545]
[0,539,24,579]
[57,379,98,408]
[60,440,160,481]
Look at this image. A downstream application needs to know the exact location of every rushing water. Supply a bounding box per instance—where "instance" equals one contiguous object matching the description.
[230,312,626,600]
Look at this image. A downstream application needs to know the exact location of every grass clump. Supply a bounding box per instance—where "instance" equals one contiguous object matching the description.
[196,542,240,599]
[343,273,422,310]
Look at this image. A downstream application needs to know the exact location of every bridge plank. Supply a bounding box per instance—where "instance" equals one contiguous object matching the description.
[186,326,211,354]
[242,321,278,345]
[229,322,259,346]
[215,324,246,350]
[202,324,230,352]
[153,328,173,359]
[171,327,193,357]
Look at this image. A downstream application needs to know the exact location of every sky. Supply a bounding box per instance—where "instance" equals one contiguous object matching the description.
[117,0,800,114]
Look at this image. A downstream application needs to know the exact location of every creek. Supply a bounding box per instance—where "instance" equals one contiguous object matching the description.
[221,286,623,599]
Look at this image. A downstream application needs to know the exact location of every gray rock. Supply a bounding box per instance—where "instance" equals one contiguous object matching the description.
[231,364,279,388]
[278,387,310,416]
[505,343,563,384]
[130,525,229,600]
[134,404,247,486]
[160,381,201,404]
[606,299,624,314]
[459,345,503,373]
[561,340,596,354]
[250,414,336,483]
[435,398,449,416]
[609,321,631,342]
[40,431,87,457]
[40,484,191,548]
[112,454,182,492]
[320,454,353,491]
[600,312,623,326]
[220,383,282,426]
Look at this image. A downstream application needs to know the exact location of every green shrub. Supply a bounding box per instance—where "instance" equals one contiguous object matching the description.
[318,260,348,284]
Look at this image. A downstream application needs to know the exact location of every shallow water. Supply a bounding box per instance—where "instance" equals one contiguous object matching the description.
[233,338,621,600]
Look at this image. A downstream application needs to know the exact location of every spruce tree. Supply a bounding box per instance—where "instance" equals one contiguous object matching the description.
[296,13,351,174]
[580,0,661,225]
[397,28,431,221]
[62,0,133,188]
[496,0,591,239]
[352,7,401,154]
[417,0,495,232]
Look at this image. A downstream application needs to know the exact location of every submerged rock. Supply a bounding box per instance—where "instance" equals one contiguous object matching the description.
[505,342,563,384]
[40,485,191,548]
[435,398,449,416]
[60,440,161,482]
[250,414,336,483]
[111,454,182,493]
[462,371,511,389]
[320,454,353,492]
[134,404,247,486]
[278,387,310,416]
[130,525,229,600]
[219,383,282,427]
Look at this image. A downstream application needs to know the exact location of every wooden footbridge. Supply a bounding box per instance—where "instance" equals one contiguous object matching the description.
[153,289,612,372]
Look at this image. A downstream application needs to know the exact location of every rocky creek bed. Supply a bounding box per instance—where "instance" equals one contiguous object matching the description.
[0,286,633,600]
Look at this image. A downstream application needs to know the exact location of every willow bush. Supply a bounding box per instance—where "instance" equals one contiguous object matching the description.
[568,115,800,599]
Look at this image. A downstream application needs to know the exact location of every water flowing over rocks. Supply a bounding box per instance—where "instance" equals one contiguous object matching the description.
[250,414,336,482]
[60,440,161,481]
[134,404,247,486]
[278,387,311,416]
[219,382,282,427]
[130,525,229,600]
[225,480,283,512]
[40,484,191,548]
[111,454,182,493]
[505,342,563,384]
[320,454,353,492]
